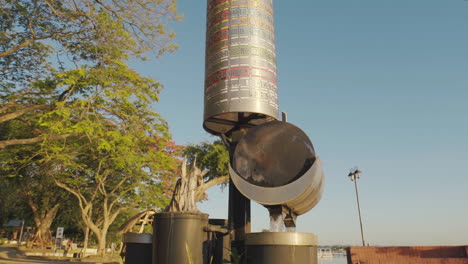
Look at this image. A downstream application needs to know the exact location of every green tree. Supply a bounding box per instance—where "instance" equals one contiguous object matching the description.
[0,125,72,246]
[1,0,180,149]
[183,140,230,201]
[1,0,181,252]
[19,164,68,247]
[0,177,30,228]
[47,119,176,253]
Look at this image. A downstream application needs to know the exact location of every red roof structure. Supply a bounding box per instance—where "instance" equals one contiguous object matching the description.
[347,246,468,264]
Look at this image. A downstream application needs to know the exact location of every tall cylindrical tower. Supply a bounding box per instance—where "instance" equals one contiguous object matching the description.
[204,0,279,135]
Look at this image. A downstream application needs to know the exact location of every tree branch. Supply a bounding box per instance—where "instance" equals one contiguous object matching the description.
[0,104,54,123]
[0,133,74,149]
[0,103,18,114]
[54,180,87,208]
[27,196,41,228]
[42,0,61,16]
[195,175,229,202]
[55,179,101,236]
[109,174,130,197]
[109,206,125,226]
[45,203,61,222]
[0,39,36,57]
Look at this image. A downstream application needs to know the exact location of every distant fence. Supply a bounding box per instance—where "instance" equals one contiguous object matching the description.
[347,246,468,264]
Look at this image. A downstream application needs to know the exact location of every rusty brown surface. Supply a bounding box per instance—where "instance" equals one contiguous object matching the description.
[347,246,468,264]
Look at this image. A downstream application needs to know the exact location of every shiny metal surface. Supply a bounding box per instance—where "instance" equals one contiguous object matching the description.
[229,121,324,215]
[152,212,209,264]
[245,232,318,264]
[232,121,316,187]
[204,0,279,134]
[123,233,152,244]
[230,157,324,215]
[245,232,317,246]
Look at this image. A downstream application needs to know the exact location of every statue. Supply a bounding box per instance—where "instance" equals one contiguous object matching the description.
[165,157,206,212]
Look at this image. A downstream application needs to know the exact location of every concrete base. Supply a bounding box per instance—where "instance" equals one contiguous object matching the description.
[245,232,318,264]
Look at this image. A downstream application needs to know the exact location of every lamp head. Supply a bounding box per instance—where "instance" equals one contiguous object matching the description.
[348,167,362,181]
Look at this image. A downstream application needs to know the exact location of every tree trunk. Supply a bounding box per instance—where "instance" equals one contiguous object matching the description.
[82,226,90,256]
[36,206,60,246]
[28,197,60,248]
[95,229,108,256]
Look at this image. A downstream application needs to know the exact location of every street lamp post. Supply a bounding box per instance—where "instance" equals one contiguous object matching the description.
[348,167,366,246]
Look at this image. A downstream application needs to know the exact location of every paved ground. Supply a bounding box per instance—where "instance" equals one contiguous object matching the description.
[0,247,53,264]
[0,247,118,264]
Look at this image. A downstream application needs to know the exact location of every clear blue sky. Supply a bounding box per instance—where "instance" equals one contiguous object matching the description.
[132,0,468,246]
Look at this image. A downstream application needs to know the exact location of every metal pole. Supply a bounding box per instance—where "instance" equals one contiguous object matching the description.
[18,220,25,244]
[228,134,251,264]
[353,178,365,246]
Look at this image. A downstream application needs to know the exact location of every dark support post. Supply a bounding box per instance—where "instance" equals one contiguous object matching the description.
[229,180,251,240]
[229,179,250,262]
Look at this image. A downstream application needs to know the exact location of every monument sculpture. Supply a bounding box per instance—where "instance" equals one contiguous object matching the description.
[203,0,325,263]
[149,0,326,263]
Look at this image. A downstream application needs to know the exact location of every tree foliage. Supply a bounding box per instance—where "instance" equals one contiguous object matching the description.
[0,120,72,246]
[1,0,180,149]
[1,0,181,251]
[183,140,230,181]
[183,140,231,200]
